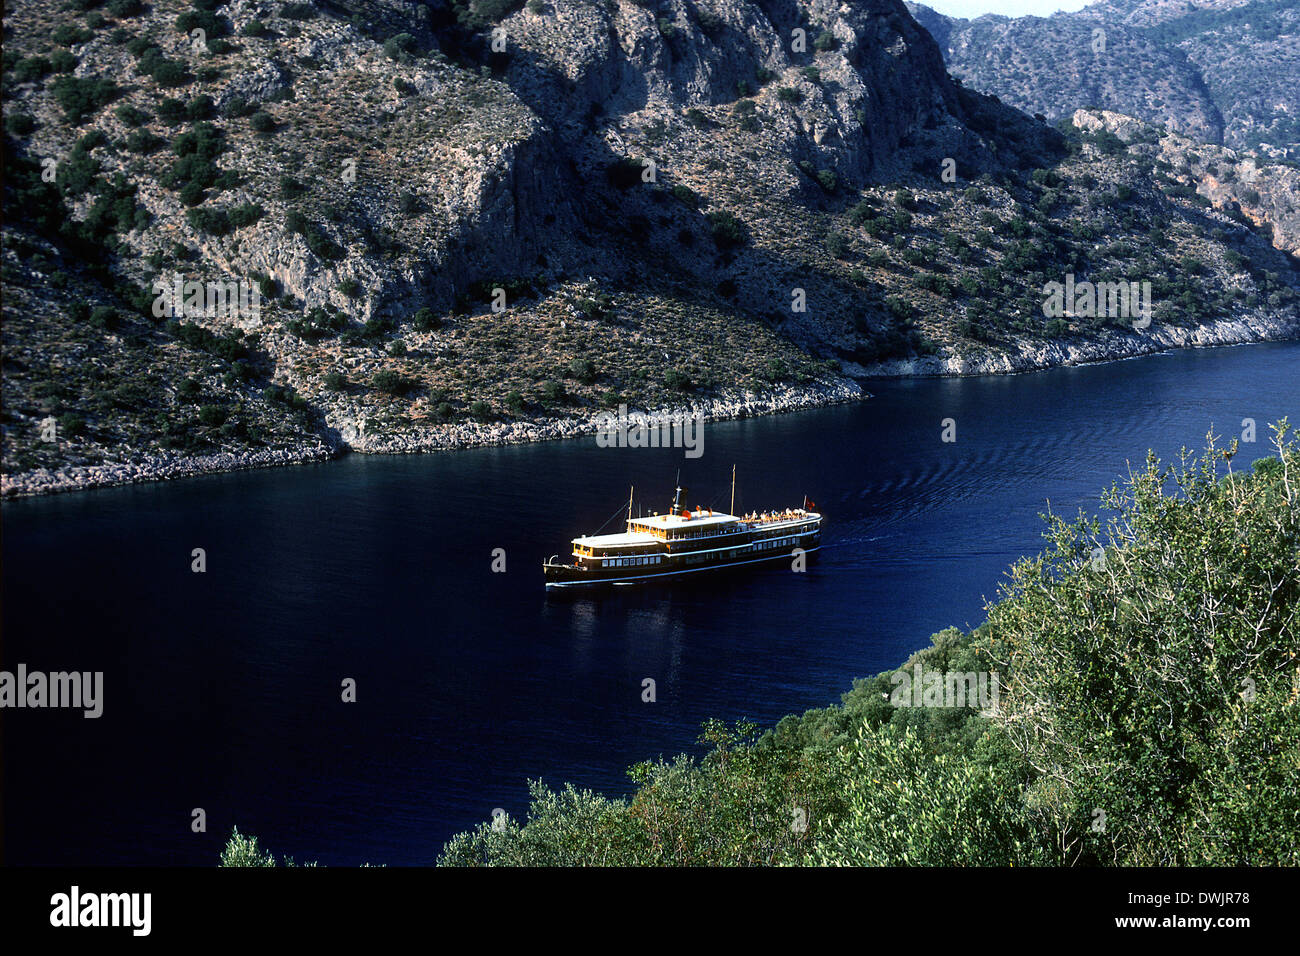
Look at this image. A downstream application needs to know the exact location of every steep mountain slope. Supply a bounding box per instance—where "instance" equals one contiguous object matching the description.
[2,0,1297,495]
[910,0,1300,154]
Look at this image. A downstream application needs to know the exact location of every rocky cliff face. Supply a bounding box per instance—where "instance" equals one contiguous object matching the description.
[2,0,1297,496]
[909,0,1300,154]
[1073,108,1300,258]
[496,0,979,183]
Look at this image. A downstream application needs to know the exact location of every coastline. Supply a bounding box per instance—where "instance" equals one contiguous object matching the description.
[854,311,1300,377]
[4,321,1298,500]
[0,379,866,500]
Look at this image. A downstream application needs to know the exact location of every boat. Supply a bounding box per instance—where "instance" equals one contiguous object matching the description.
[542,469,821,588]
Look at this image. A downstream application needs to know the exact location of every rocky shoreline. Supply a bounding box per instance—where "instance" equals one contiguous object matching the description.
[0,379,865,499]
[4,323,1298,500]
[1,445,337,500]
[858,312,1300,376]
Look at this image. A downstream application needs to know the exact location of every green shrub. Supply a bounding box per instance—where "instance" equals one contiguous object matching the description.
[286,306,348,342]
[56,143,100,196]
[179,182,207,207]
[115,103,150,127]
[156,98,187,123]
[186,206,230,235]
[372,370,414,395]
[668,184,698,208]
[664,368,692,391]
[50,50,79,74]
[176,9,228,39]
[168,321,247,360]
[567,357,597,383]
[139,51,192,88]
[185,95,215,121]
[813,723,1052,865]
[5,113,36,137]
[221,96,255,119]
[89,305,120,330]
[219,828,276,867]
[227,203,264,229]
[981,426,1300,864]
[58,413,87,437]
[198,404,229,426]
[50,75,118,122]
[412,308,441,331]
[894,188,918,212]
[53,25,94,46]
[540,380,566,406]
[696,8,724,37]
[606,156,647,189]
[456,0,524,29]
[12,56,53,84]
[706,210,744,248]
[383,33,416,61]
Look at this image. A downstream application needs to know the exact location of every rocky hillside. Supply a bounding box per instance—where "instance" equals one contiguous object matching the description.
[909,0,1300,155]
[1074,108,1300,255]
[2,0,1298,495]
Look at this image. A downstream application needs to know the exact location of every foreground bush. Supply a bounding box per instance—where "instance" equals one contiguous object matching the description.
[983,421,1300,865]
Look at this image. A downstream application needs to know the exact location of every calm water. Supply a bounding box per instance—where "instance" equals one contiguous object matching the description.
[3,342,1297,865]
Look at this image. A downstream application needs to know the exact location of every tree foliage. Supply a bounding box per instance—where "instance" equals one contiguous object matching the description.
[982,421,1300,864]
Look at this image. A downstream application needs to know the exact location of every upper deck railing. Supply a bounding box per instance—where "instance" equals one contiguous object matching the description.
[739,509,818,527]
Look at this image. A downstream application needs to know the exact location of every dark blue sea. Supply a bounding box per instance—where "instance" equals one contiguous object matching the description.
[3,342,1297,865]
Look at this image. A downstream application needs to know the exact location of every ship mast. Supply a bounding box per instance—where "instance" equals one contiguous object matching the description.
[672,469,683,516]
[730,464,736,517]
[627,485,634,528]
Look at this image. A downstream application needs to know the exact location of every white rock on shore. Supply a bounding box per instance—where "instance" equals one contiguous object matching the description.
[858,313,1300,377]
[1,445,334,499]
[1,379,864,499]
[342,379,865,455]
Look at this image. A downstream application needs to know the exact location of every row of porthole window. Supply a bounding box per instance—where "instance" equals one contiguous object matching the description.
[605,555,662,567]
